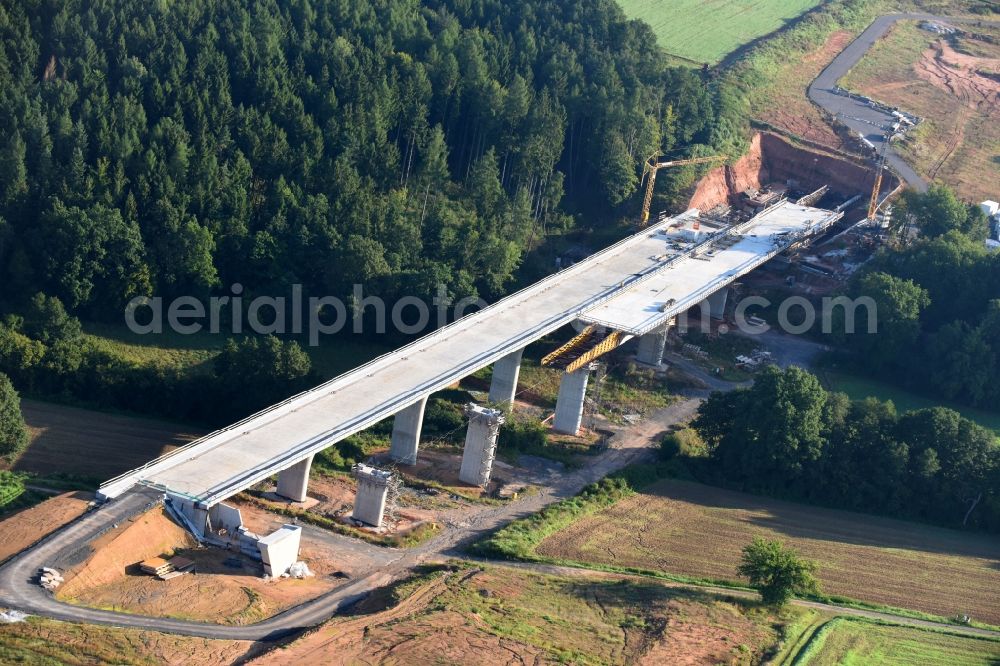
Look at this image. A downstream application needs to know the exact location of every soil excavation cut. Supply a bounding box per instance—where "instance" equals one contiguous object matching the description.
[687,132,887,213]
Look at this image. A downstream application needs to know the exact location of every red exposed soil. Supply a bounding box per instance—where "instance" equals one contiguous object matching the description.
[916,40,1000,116]
[0,491,93,563]
[688,131,889,211]
[57,506,346,625]
[58,507,198,598]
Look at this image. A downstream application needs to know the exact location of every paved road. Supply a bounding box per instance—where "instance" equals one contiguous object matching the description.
[808,13,1000,193]
[3,394,999,643]
[0,400,700,640]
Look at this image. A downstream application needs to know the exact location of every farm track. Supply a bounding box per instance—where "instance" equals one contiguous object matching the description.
[774,615,834,666]
[2,392,995,644]
[2,394,998,643]
[0,400,700,640]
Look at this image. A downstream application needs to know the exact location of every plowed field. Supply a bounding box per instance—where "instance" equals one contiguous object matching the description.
[537,479,1000,625]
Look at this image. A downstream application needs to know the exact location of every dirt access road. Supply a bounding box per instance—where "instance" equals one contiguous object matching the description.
[808,12,1000,192]
[4,394,998,642]
[2,391,998,641]
[0,399,700,640]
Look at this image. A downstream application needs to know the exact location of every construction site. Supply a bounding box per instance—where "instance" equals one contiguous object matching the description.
[0,124,917,645]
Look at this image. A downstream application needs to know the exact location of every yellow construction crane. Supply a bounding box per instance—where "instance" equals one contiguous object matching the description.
[867,139,890,222]
[867,125,903,222]
[640,153,726,225]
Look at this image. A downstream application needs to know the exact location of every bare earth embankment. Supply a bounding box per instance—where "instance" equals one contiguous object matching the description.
[537,479,1000,625]
[0,492,93,563]
[254,565,790,665]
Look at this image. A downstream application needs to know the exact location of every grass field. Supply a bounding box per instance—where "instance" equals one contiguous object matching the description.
[0,616,257,665]
[267,564,794,664]
[535,479,1000,625]
[618,0,825,65]
[819,369,1000,436]
[793,617,1000,665]
[84,322,390,380]
[840,19,1000,201]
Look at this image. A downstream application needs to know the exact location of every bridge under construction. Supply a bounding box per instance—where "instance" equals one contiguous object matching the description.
[98,199,842,538]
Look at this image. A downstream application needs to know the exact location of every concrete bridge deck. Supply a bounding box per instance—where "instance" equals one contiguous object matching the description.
[98,200,840,507]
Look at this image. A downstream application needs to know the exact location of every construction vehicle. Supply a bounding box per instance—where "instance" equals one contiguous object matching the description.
[639,153,726,226]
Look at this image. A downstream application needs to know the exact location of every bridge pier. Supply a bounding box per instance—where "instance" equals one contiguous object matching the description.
[636,323,671,366]
[276,455,314,502]
[553,364,594,435]
[488,347,524,406]
[352,464,393,528]
[706,287,729,320]
[459,404,505,487]
[389,396,428,465]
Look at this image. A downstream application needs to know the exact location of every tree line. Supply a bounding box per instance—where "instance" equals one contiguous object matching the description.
[0,0,743,326]
[690,366,1000,532]
[837,185,1000,409]
[0,294,315,425]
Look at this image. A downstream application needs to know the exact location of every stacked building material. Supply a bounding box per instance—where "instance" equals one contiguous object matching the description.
[140,557,173,577]
[140,556,196,580]
[38,567,63,590]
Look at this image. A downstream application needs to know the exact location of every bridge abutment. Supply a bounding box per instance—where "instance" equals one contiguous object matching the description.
[553,364,594,435]
[276,455,314,502]
[389,396,428,465]
[165,494,209,538]
[488,347,524,406]
[459,403,505,487]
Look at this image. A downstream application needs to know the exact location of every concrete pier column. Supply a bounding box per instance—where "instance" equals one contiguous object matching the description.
[389,396,428,465]
[553,364,594,435]
[488,347,525,406]
[636,323,670,366]
[276,454,314,502]
[459,403,506,487]
[351,464,393,528]
[706,287,729,320]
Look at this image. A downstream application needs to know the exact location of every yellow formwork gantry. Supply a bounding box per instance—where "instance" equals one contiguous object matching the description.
[541,325,632,372]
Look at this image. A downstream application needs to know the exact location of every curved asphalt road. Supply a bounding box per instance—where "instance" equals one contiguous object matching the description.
[0,402,699,640]
[5,18,1000,641]
[2,397,999,642]
[808,13,1000,193]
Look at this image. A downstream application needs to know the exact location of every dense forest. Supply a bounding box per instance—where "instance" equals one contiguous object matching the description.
[0,0,742,323]
[837,186,1000,409]
[691,366,1000,533]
